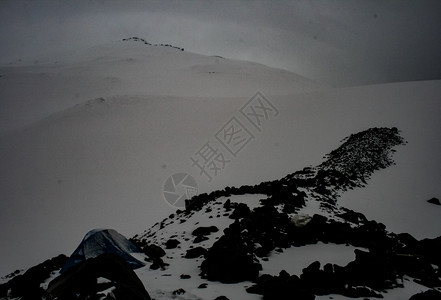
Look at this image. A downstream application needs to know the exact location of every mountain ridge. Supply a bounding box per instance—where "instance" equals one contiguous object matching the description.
[2,127,440,299]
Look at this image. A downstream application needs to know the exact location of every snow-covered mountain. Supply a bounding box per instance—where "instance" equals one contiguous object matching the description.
[0,39,440,299]
[0,39,326,275]
[2,127,440,299]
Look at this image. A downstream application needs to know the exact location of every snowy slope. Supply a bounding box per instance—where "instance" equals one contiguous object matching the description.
[0,39,440,287]
[0,40,323,134]
[127,127,439,300]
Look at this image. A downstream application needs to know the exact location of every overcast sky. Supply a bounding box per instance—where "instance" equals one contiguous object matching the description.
[0,0,440,86]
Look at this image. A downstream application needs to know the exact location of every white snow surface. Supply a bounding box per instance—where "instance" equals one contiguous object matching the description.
[0,40,441,299]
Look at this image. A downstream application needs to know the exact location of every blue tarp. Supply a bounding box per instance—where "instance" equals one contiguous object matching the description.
[61,229,144,273]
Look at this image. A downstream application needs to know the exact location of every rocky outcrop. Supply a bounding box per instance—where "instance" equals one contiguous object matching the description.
[47,253,151,300]
[4,127,439,299]
[246,270,315,300]
[0,254,67,299]
[201,220,261,283]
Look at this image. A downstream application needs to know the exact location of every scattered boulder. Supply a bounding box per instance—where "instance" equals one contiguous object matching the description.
[172,288,186,295]
[150,257,168,270]
[185,247,207,259]
[192,226,219,236]
[144,244,166,259]
[165,239,180,249]
[427,197,441,206]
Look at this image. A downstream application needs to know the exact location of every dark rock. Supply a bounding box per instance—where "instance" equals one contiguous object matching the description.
[415,237,441,267]
[194,235,209,243]
[198,283,208,288]
[255,246,271,258]
[185,247,207,259]
[344,249,398,290]
[201,221,261,283]
[165,239,180,249]
[300,261,337,295]
[214,296,230,300]
[1,254,67,299]
[192,226,219,236]
[47,253,150,300]
[342,285,383,298]
[294,248,404,297]
[229,203,250,219]
[302,261,321,276]
[180,274,191,279]
[393,253,440,287]
[282,203,297,214]
[144,244,166,259]
[223,199,232,211]
[323,263,333,274]
[427,198,441,206]
[247,271,314,300]
[397,232,418,248]
[172,288,186,295]
[150,257,168,270]
[261,182,299,207]
[338,208,368,224]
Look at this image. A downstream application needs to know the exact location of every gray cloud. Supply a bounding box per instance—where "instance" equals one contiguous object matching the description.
[0,0,440,86]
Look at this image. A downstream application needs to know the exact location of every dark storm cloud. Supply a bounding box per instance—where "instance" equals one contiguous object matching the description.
[0,0,440,86]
